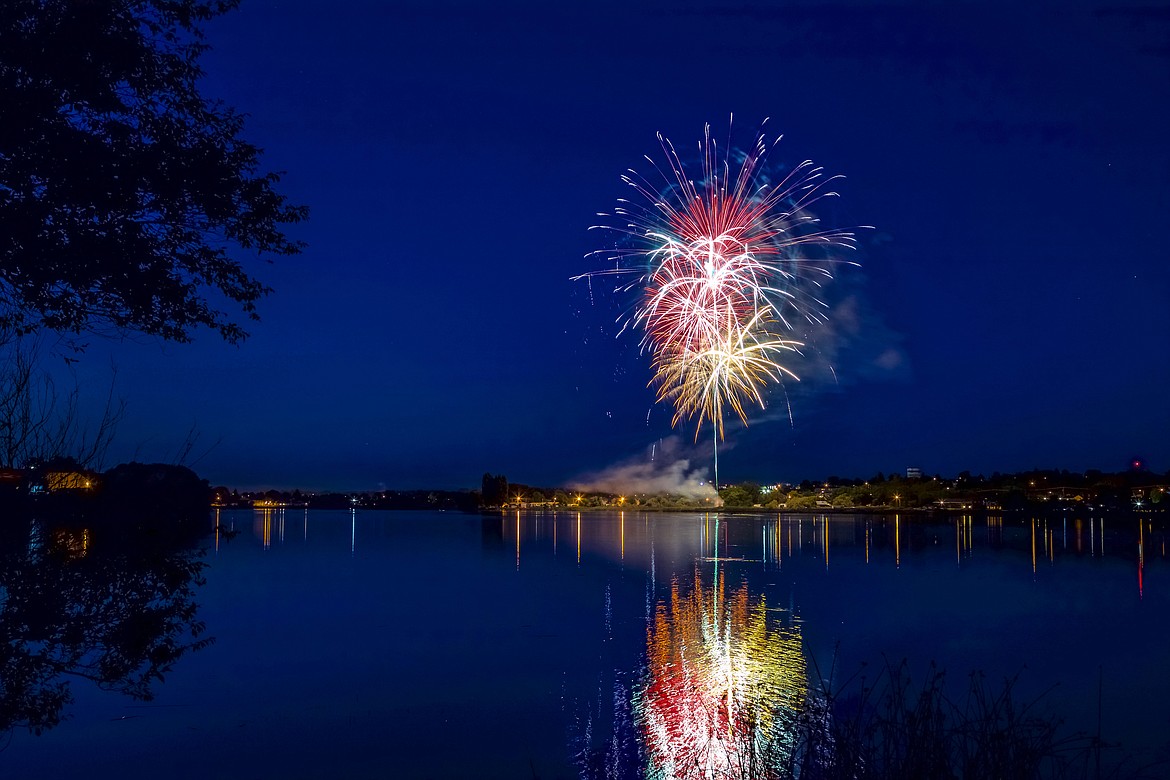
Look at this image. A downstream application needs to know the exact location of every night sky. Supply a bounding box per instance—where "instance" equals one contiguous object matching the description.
[67,0,1170,491]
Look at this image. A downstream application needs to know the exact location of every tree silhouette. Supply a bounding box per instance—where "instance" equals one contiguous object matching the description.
[0,0,306,344]
[481,472,508,507]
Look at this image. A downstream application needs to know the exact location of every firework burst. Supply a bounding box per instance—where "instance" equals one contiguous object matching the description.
[652,307,800,440]
[578,118,861,482]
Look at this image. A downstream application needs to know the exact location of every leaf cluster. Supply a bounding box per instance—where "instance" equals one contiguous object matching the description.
[0,0,306,344]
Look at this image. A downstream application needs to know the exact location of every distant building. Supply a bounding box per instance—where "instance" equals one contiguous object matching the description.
[44,470,98,491]
[906,467,922,480]
[22,469,99,494]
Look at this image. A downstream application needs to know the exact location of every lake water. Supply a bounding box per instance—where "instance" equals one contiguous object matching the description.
[2,509,1168,778]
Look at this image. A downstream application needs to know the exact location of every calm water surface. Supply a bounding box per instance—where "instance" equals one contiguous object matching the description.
[3,509,1168,778]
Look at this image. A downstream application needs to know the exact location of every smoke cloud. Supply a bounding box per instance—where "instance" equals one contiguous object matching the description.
[752,260,911,427]
[568,436,718,499]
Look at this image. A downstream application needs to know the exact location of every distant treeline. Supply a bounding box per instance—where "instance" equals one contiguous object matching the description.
[764,465,1169,512]
[478,467,1169,512]
[214,465,1170,514]
[215,488,479,512]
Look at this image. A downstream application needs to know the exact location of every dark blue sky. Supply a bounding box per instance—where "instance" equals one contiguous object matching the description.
[70,0,1170,490]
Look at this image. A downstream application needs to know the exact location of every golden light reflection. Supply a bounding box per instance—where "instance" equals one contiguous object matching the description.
[620,511,626,561]
[953,515,975,566]
[49,528,90,558]
[501,511,1165,601]
[1031,518,1037,574]
[894,514,901,568]
[821,515,829,569]
[254,508,272,549]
